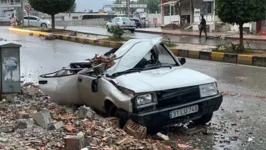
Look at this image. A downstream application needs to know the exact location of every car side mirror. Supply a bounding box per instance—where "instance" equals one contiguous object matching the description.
[179,58,186,65]
[91,79,98,92]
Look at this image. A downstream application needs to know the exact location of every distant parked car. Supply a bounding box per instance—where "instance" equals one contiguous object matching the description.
[130,18,142,28]
[23,15,51,28]
[106,17,136,33]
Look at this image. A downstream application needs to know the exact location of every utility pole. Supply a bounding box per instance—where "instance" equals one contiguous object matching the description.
[20,0,24,25]
[126,0,130,17]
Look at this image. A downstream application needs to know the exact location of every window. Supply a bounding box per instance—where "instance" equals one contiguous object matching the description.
[24,16,28,20]
[122,17,130,22]
[115,18,119,22]
[154,44,177,65]
[206,2,213,14]
[29,17,37,20]
[72,16,78,20]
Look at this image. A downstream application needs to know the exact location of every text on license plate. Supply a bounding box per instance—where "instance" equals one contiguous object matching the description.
[169,105,199,119]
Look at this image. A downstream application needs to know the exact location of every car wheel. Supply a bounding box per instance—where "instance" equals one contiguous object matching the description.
[41,23,47,28]
[193,112,213,125]
[106,102,127,127]
[130,29,135,33]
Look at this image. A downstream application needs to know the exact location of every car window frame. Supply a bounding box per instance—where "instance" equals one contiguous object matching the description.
[29,16,38,21]
[154,43,180,66]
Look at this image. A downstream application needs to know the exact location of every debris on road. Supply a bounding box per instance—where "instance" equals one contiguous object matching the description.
[0,84,183,150]
[156,132,170,141]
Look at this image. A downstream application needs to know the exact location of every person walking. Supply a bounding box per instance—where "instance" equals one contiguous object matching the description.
[199,15,207,39]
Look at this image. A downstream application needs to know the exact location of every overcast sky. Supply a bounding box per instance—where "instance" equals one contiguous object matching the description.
[76,0,112,12]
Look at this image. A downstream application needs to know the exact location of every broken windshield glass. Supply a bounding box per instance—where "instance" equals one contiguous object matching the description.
[106,38,178,77]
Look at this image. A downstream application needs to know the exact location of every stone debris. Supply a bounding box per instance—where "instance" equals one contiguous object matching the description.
[0,84,178,150]
[31,109,53,128]
[16,119,35,129]
[156,132,170,141]
[45,33,56,40]
[48,121,65,130]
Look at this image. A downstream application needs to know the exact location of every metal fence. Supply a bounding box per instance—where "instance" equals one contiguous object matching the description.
[55,19,107,27]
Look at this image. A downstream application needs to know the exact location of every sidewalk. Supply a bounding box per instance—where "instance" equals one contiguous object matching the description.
[136,28,266,42]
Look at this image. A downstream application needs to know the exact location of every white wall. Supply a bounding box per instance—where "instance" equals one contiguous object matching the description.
[230,23,254,33]
[55,19,107,26]
[164,15,180,25]
[147,13,161,24]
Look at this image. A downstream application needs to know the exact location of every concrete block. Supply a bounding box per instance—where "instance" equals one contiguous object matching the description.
[188,50,199,59]
[199,51,211,60]
[78,106,95,119]
[0,125,15,133]
[31,109,52,128]
[224,53,237,63]
[178,49,189,57]
[238,55,253,65]
[211,52,224,62]
[253,56,266,67]
[48,121,65,130]
[16,119,35,129]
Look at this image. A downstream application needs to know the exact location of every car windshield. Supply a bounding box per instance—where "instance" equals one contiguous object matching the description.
[106,38,178,77]
[122,17,130,22]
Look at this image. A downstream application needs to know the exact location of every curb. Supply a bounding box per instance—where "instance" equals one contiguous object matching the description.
[136,29,266,42]
[8,27,266,67]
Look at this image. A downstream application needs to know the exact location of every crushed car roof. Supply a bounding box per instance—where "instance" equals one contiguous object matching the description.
[106,37,162,76]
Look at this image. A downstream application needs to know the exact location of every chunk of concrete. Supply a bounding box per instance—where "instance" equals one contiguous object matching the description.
[64,135,84,150]
[0,125,15,133]
[156,132,170,141]
[16,119,35,129]
[45,33,56,40]
[48,121,65,130]
[78,106,95,119]
[31,109,52,128]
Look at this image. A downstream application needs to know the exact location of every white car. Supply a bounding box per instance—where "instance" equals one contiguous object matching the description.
[39,38,223,131]
[23,15,51,28]
[106,17,136,33]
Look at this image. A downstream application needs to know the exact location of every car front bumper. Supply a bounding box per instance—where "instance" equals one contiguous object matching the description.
[129,94,223,128]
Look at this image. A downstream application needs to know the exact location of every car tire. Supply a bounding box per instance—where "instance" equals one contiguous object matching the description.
[130,29,135,33]
[106,102,127,128]
[41,23,47,28]
[193,112,213,125]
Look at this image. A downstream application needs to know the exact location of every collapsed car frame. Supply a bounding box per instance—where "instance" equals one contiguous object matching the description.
[39,38,223,131]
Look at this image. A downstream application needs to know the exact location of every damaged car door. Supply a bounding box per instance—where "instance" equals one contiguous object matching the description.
[78,70,104,110]
[38,69,83,105]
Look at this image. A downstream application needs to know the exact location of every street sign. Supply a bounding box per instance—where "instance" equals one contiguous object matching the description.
[111,4,147,8]
[153,18,158,24]
[25,4,31,26]
[25,4,31,14]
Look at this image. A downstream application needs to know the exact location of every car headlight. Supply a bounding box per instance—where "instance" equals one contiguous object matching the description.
[200,83,218,98]
[135,93,157,108]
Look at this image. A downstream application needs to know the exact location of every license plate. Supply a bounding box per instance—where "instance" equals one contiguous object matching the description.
[169,105,199,119]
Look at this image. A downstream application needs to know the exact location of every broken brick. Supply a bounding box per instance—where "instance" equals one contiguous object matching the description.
[64,135,84,150]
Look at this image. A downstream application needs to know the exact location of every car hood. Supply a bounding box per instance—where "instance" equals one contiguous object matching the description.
[106,37,162,76]
[113,67,216,93]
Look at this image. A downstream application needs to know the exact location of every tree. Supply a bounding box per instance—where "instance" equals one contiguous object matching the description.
[29,0,75,31]
[139,0,160,13]
[216,0,266,52]
[68,2,76,13]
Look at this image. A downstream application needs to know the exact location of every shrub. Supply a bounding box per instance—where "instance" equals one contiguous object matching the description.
[109,26,124,40]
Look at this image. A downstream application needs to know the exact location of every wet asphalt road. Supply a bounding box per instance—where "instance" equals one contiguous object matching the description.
[3,27,266,150]
[61,26,266,50]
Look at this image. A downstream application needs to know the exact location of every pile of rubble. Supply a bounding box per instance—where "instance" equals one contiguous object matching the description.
[0,84,174,150]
